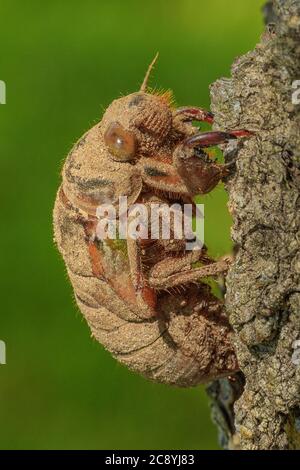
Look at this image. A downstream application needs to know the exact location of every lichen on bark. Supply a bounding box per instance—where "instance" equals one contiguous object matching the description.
[208,0,300,450]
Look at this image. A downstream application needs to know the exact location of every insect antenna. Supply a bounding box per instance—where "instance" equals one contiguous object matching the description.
[140,52,159,92]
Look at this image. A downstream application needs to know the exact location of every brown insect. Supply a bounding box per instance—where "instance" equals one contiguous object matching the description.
[53,56,252,386]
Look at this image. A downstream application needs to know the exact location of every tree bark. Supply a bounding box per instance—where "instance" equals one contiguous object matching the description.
[207,0,300,450]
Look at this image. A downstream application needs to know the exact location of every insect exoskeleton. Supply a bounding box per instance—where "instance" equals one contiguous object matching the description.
[53,56,253,386]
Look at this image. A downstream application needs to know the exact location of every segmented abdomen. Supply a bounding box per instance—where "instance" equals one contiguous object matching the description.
[53,187,238,387]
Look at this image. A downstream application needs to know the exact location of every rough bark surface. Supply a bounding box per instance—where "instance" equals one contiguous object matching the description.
[208,0,300,450]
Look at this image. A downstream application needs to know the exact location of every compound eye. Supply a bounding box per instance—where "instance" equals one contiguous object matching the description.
[104,122,136,161]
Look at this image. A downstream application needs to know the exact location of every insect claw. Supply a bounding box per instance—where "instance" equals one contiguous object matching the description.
[175,107,214,124]
[183,129,254,149]
[229,129,255,138]
[184,131,236,149]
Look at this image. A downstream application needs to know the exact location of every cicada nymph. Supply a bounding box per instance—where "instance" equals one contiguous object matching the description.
[53,56,252,386]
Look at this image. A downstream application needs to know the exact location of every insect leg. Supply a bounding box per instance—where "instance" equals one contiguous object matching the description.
[174,106,214,124]
[79,216,105,278]
[184,130,253,148]
[126,226,158,319]
[148,255,231,290]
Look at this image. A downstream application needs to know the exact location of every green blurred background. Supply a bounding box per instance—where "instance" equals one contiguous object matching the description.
[0,0,264,450]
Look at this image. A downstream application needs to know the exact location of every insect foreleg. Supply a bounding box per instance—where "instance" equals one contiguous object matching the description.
[184,130,253,148]
[173,106,214,124]
[148,255,230,290]
[126,212,158,319]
